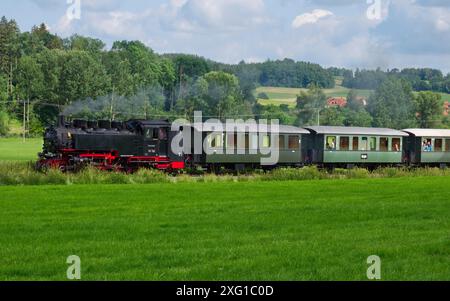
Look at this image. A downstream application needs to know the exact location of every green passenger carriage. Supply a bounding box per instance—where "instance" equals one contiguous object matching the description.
[186,122,310,170]
[304,126,409,167]
[402,129,450,166]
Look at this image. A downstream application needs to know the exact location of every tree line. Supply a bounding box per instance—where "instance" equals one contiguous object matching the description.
[341,68,450,93]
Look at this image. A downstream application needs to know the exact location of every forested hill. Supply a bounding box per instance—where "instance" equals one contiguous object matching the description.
[1,17,450,135]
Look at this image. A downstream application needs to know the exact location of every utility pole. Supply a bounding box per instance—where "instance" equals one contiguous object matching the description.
[110,86,115,121]
[178,65,183,100]
[317,108,320,126]
[22,100,26,142]
[27,98,30,136]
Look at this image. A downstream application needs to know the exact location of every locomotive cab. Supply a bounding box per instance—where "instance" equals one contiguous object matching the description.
[142,125,168,157]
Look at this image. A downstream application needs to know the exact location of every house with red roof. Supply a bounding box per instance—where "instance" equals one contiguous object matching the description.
[327,97,347,108]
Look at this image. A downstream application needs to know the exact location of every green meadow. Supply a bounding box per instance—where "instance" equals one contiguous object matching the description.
[0,138,42,162]
[0,177,450,280]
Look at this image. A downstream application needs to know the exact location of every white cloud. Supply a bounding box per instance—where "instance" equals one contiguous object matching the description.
[292,9,333,28]
[166,0,267,32]
[435,19,449,31]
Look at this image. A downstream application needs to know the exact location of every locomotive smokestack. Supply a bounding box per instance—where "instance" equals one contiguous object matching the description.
[58,115,66,127]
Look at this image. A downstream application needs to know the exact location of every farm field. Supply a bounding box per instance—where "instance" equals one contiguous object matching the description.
[255,85,373,107]
[0,138,42,161]
[1,177,450,280]
[256,86,450,108]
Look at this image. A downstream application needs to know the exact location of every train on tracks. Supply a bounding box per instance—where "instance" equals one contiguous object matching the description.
[37,116,450,172]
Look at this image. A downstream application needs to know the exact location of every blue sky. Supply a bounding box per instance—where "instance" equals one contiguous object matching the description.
[2,0,450,72]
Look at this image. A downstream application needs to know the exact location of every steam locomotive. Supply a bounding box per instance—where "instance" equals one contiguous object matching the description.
[37,116,185,172]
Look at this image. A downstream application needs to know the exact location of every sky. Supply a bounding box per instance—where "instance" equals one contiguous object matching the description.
[1,0,450,72]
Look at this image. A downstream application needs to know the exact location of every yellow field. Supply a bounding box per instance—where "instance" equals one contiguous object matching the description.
[255,85,373,107]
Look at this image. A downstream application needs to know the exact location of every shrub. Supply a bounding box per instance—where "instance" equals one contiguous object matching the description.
[0,110,10,136]
[264,166,323,181]
[345,168,370,179]
[257,92,270,100]
[374,167,407,178]
[130,169,170,184]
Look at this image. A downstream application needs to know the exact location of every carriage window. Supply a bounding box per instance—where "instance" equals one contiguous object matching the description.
[262,135,271,148]
[392,138,401,152]
[209,134,223,148]
[340,137,349,151]
[288,135,300,150]
[250,134,258,150]
[370,137,377,151]
[380,137,388,152]
[353,137,359,151]
[326,136,336,150]
[422,138,432,152]
[435,139,443,152]
[446,139,450,152]
[279,135,285,150]
[360,137,368,151]
[245,134,250,149]
[226,133,236,148]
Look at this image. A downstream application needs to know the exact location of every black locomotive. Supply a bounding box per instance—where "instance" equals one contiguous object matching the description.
[38,116,184,172]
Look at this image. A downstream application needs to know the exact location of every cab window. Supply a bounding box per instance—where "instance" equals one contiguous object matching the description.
[380,137,388,152]
[392,138,401,152]
[145,128,159,139]
[326,136,336,150]
[159,128,168,140]
[340,137,349,151]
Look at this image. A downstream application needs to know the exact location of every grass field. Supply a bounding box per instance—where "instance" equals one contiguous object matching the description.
[0,138,42,161]
[1,177,450,280]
